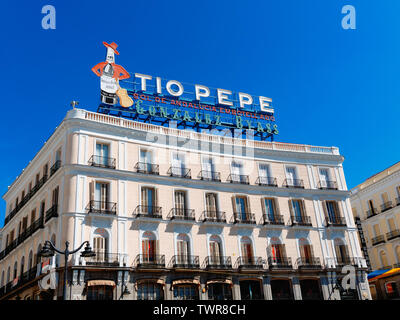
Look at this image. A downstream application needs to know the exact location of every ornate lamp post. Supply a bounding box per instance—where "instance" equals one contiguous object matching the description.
[39,240,95,300]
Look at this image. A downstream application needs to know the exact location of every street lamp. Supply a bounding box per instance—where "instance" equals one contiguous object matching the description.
[39,240,95,300]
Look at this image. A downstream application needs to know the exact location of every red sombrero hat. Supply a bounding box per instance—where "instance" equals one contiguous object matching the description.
[103,41,120,55]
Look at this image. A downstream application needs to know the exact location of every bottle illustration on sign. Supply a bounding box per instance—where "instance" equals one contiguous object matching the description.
[92,42,133,108]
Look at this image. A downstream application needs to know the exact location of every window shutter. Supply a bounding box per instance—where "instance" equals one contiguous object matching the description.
[288,199,293,216]
[334,201,341,218]
[301,200,307,217]
[156,240,160,257]
[231,196,237,214]
[281,244,287,259]
[89,181,94,201]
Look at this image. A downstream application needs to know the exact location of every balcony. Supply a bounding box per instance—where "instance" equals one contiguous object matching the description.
[255,176,278,187]
[45,204,58,223]
[325,216,347,227]
[231,212,256,224]
[386,229,400,241]
[134,162,159,175]
[296,257,323,270]
[168,208,195,221]
[167,167,191,179]
[0,266,38,299]
[134,254,165,268]
[133,205,162,219]
[198,170,221,182]
[3,170,53,226]
[85,253,127,267]
[50,160,62,176]
[289,215,312,227]
[202,256,232,269]
[317,180,338,190]
[169,255,200,269]
[283,178,304,189]
[199,211,226,223]
[333,257,357,269]
[227,174,249,185]
[366,208,378,219]
[88,155,116,169]
[86,200,117,215]
[268,257,293,270]
[371,235,386,246]
[381,201,393,213]
[0,217,44,262]
[262,214,285,226]
[235,256,264,269]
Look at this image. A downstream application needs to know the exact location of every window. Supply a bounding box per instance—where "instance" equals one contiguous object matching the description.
[141,187,156,214]
[258,163,273,185]
[40,201,45,219]
[137,282,164,300]
[289,199,306,222]
[208,283,232,300]
[205,193,218,218]
[240,280,263,300]
[174,190,187,216]
[202,157,216,180]
[231,161,245,182]
[95,143,110,164]
[176,234,190,264]
[270,279,292,300]
[139,149,153,172]
[87,285,114,300]
[52,186,59,206]
[233,196,250,221]
[379,251,389,268]
[334,239,350,264]
[263,198,277,221]
[31,209,36,224]
[171,153,185,176]
[319,168,330,187]
[285,166,297,182]
[43,164,48,178]
[240,237,254,262]
[325,201,340,221]
[173,284,199,300]
[142,231,157,263]
[94,182,109,211]
[300,279,323,300]
[299,238,314,263]
[209,235,223,264]
[93,228,108,263]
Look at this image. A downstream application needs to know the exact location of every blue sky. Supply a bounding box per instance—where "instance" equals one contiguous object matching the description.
[0,0,399,226]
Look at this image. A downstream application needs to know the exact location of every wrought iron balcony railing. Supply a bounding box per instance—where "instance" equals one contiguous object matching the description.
[267,257,293,270]
[386,229,400,241]
[198,170,221,182]
[134,162,159,175]
[169,255,200,268]
[199,211,226,223]
[202,256,232,269]
[45,204,58,223]
[231,212,256,224]
[134,254,165,268]
[227,174,249,184]
[133,205,162,219]
[234,256,264,269]
[85,253,127,267]
[283,178,304,188]
[88,155,116,169]
[50,160,62,176]
[317,180,338,190]
[167,167,191,179]
[381,201,393,212]
[86,200,117,215]
[296,257,322,270]
[255,176,278,187]
[289,215,312,227]
[325,216,347,227]
[366,208,378,219]
[168,208,195,221]
[332,257,357,269]
[262,214,285,226]
[371,235,386,246]
[0,266,38,299]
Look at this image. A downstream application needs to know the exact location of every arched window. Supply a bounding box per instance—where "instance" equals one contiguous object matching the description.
[93,228,108,263]
[20,256,25,278]
[28,251,33,270]
[268,237,286,264]
[380,250,389,269]
[209,235,223,264]
[176,234,190,264]
[334,238,349,264]
[240,236,254,262]
[142,231,157,263]
[13,262,18,280]
[299,238,314,263]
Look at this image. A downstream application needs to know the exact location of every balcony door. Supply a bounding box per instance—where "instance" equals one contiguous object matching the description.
[299,240,313,264]
[285,167,297,184]
[177,234,190,264]
[205,193,218,218]
[172,153,184,176]
[209,236,222,264]
[231,162,243,182]
[141,187,155,215]
[291,199,304,222]
[95,182,109,211]
[259,163,270,184]
[175,191,186,217]
[319,168,330,188]
[326,201,340,222]
[93,234,108,263]
[202,157,214,180]
[270,243,286,263]
[140,149,153,172]
[142,232,157,263]
[241,237,253,263]
[235,196,249,221]
[96,143,109,166]
[334,241,349,264]
[263,198,276,221]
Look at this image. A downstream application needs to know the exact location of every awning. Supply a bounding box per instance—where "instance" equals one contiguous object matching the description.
[206,279,233,287]
[87,280,116,287]
[172,279,200,287]
[135,278,165,289]
[368,268,400,282]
